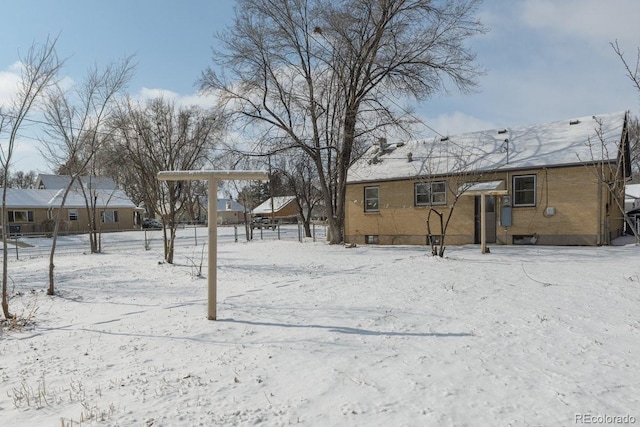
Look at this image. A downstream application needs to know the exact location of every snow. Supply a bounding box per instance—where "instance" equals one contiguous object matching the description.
[3,188,138,209]
[2,227,640,426]
[348,111,627,184]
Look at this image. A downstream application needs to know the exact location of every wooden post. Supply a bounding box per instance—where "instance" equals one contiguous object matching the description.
[480,193,487,254]
[207,178,218,320]
[158,170,269,320]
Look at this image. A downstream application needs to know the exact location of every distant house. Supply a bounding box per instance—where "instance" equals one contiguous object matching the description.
[625,184,640,212]
[2,174,141,236]
[345,111,631,246]
[217,198,246,225]
[252,196,298,222]
[181,198,246,225]
[625,183,640,235]
[35,174,118,190]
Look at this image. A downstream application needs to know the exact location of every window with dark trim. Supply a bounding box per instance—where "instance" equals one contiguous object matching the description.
[513,175,536,207]
[364,186,380,212]
[8,210,34,222]
[415,181,447,206]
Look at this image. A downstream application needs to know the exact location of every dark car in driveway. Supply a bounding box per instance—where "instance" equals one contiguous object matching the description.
[142,218,163,229]
[251,217,278,230]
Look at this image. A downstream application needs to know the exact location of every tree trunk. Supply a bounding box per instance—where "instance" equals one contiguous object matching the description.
[48,221,59,295]
[1,202,13,319]
[303,220,311,238]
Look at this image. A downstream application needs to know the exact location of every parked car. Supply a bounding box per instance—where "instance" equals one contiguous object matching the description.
[251,217,277,230]
[142,218,163,229]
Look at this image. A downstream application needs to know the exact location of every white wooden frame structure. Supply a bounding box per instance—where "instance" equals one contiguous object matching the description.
[157,170,269,320]
[461,181,508,254]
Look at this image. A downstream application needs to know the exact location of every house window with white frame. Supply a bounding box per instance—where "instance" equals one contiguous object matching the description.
[8,210,34,222]
[513,175,536,206]
[68,209,79,221]
[101,210,119,223]
[364,186,380,212]
[415,181,447,206]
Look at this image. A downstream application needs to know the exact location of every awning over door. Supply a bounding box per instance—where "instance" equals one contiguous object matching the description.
[459,180,508,254]
[459,180,508,196]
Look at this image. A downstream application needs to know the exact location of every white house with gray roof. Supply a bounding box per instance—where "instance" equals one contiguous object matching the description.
[3,179,141,235]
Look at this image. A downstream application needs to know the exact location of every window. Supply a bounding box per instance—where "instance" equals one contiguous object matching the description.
[365,235,379,244]
[8,210,34,223]
[68,209,79,221]
[513,175,536,206]
[415,181,447,206]
[101,210,119,223]
[364,186,380,212]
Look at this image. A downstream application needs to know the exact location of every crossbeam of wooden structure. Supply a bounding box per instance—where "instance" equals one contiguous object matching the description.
[157,170,269,320]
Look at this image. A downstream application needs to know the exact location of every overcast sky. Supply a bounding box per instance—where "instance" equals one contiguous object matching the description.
[0,0,638,173]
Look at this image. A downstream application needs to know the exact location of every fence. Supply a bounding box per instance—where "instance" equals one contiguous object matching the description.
[0,223,328,260]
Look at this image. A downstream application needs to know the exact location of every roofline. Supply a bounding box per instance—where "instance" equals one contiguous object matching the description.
[346,159,620,185]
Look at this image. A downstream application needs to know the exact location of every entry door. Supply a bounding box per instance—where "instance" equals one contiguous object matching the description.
[474,195,496,244]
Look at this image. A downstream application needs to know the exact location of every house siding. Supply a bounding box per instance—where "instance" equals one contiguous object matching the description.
[4,207,138,235]
[345,164,624,246]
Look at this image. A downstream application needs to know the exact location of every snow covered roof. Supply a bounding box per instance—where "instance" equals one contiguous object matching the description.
[217,198,245,212]
[3,188,138,209]
[36,174,118,190]
[626,184,640,200]
[348,111,628,184]
[252,196,296,215]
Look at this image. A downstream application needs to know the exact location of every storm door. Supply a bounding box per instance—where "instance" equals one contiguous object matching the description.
[474,195,496,244]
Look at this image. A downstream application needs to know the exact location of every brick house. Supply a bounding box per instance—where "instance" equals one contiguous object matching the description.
[345,111,631,246]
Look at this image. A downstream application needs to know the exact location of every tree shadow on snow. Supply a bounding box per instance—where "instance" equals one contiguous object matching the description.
[219,318,473,338]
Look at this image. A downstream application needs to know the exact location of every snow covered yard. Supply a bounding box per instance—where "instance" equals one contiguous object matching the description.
[1,231,639,426]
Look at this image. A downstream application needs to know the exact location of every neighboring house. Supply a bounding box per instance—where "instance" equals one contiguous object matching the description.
[625,183,640,212]
[345,111,631,246]
[217,198,246,225]
[35,174,118,190]
[2,186,141,236]
[625,183,640,235]
[175,198,246,225]
[252,196,298,222]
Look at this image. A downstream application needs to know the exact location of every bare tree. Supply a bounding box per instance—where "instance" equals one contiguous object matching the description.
[411,140,487,257]
[0,169,38,188]
[612,41,640,179]
[274,152,323,237]
[109,97,221,263]
[16,170,38,188]
[40,56,135,295]
[200,0,486,243]
[612,40,640,93]
[581,114,636,244]
[629,116,640,180]
[0,37,63,319]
